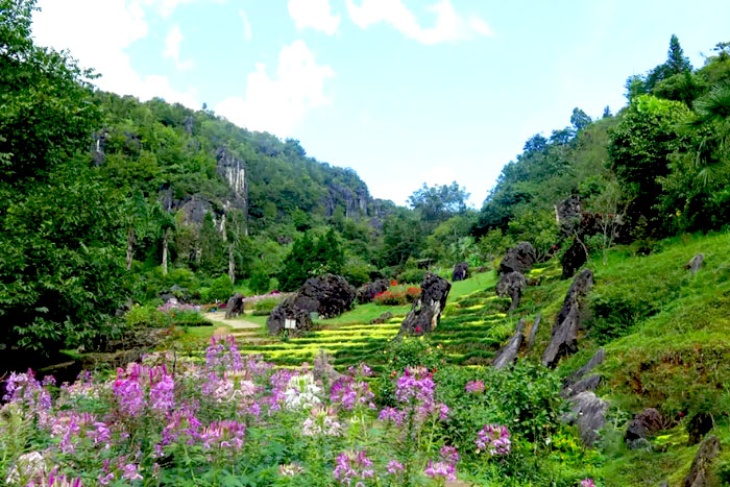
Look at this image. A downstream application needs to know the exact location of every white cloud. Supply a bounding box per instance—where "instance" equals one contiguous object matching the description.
[288,0,340,35]
[163,25,194,71]
[216,40,335,137]
[33,0,198,108]
[140,0,226,18]
[346,0,492,44]
[239,10,253,41]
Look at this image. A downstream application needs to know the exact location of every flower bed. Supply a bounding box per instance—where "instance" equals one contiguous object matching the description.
[373,285,422,306]
[0,338,519,486]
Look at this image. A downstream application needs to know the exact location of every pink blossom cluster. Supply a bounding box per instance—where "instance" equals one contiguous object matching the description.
[424,445,460,482]
[465,379,485,393]
[475,424,511,456]
[333,449,375,486]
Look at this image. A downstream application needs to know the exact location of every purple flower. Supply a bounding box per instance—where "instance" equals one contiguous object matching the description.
[121,463,143,481]
[333,450,374,485]
[200,420,246,450]
[395,366,435,405]
[330,376,375,411]
[424,460,457,481]
[476,424,511,456]
[440,445,459,464]
[386,460,404,475]
[378,407,405,426]
[149,366,175,413]
[465,380,485,393]
[581,479,596,487]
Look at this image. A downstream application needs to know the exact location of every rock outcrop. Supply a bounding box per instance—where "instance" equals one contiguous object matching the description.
[683,435,720,487]
[267,297,315,336]
[685,253,705,274]
[561,239,588,279]
[224,293,245,319]
[542,269,594,368]
[492,319,525,370]
[562,348,605,398]
[499,242,537,275]
[400,273,451,335]
[356,278,390,304]
[565,391,608,446]
[452,262,469,282]
[688,412,714,446]
[496,271,527,312]
[267,274,355,336]
[296,274,356,319]
[526,314,541,350]
[625,408,666,449]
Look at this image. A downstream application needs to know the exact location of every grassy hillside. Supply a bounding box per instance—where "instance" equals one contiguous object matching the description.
[194,230,730,485]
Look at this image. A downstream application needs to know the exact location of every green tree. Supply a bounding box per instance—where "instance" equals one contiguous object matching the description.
[408,181,469,224]
[608,95,691,234]
[570,107,592,132]
[0,0,129,354]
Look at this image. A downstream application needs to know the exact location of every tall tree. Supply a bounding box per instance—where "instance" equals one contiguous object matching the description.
[0,0,129,355]
[408,182,469,224]
[570,108,592,132]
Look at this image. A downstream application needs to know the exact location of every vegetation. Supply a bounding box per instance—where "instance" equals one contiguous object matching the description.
[3,1,730,484]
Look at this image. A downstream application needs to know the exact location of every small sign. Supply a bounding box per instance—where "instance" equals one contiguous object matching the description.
[284,318,296,330]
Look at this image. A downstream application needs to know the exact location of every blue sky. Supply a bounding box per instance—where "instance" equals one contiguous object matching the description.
[32,0,730,207]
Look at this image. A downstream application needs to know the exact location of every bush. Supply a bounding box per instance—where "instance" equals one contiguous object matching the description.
[398,268,426,285]
[248,267,271,295]
[252,297,280,316]
[125,304,170,328]
[587,286,655,343]
[376,336,445,406]
[208,274,234,302]
[373,285,421,306]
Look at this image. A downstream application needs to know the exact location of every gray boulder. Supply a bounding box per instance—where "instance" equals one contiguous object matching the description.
[400,273,451,335]
[685,253,705,274]
[565,391,608,446]
[625,408,666,449]
[370,311,393,324]
[224,293,245,319]
[267,296,315,336]
[356,278,389,304]
[499,242,537,275]
[562,375,601,399]
[452,261,469,282]
[297,274,356,319]
[683,435,720,487]
[492,319,525,370]
[526,314,541,350]
[542,269,594,368]
[496,271,527,312]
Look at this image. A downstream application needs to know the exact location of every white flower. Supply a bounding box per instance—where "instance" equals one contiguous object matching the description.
[5,451,47,484]
[283,374,322,411]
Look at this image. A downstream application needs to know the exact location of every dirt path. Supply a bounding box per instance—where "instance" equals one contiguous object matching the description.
[204,311,260,330]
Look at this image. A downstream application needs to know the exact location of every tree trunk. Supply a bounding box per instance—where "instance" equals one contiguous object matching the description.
[126,227,135,271]
[228,244,236,285]
[162,228,169,275]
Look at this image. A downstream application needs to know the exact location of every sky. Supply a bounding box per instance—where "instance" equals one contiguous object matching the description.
[31,0,730,207]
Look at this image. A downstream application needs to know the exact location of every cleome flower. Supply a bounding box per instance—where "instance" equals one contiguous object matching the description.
[475,424,511,456]
[283,373,322,411]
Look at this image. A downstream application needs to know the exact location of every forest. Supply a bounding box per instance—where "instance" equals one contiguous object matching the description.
[3,0,730,485]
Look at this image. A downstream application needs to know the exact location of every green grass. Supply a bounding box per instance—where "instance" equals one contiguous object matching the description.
[176,233,730,484]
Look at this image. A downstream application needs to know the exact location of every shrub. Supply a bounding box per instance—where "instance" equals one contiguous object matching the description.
[208,274,234,302]
[248,267,271,295]
[398,268,426,284]
[373,285,422,306]
[252,297,280,316]
[377,336,445,406]
[125,304,170,328]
